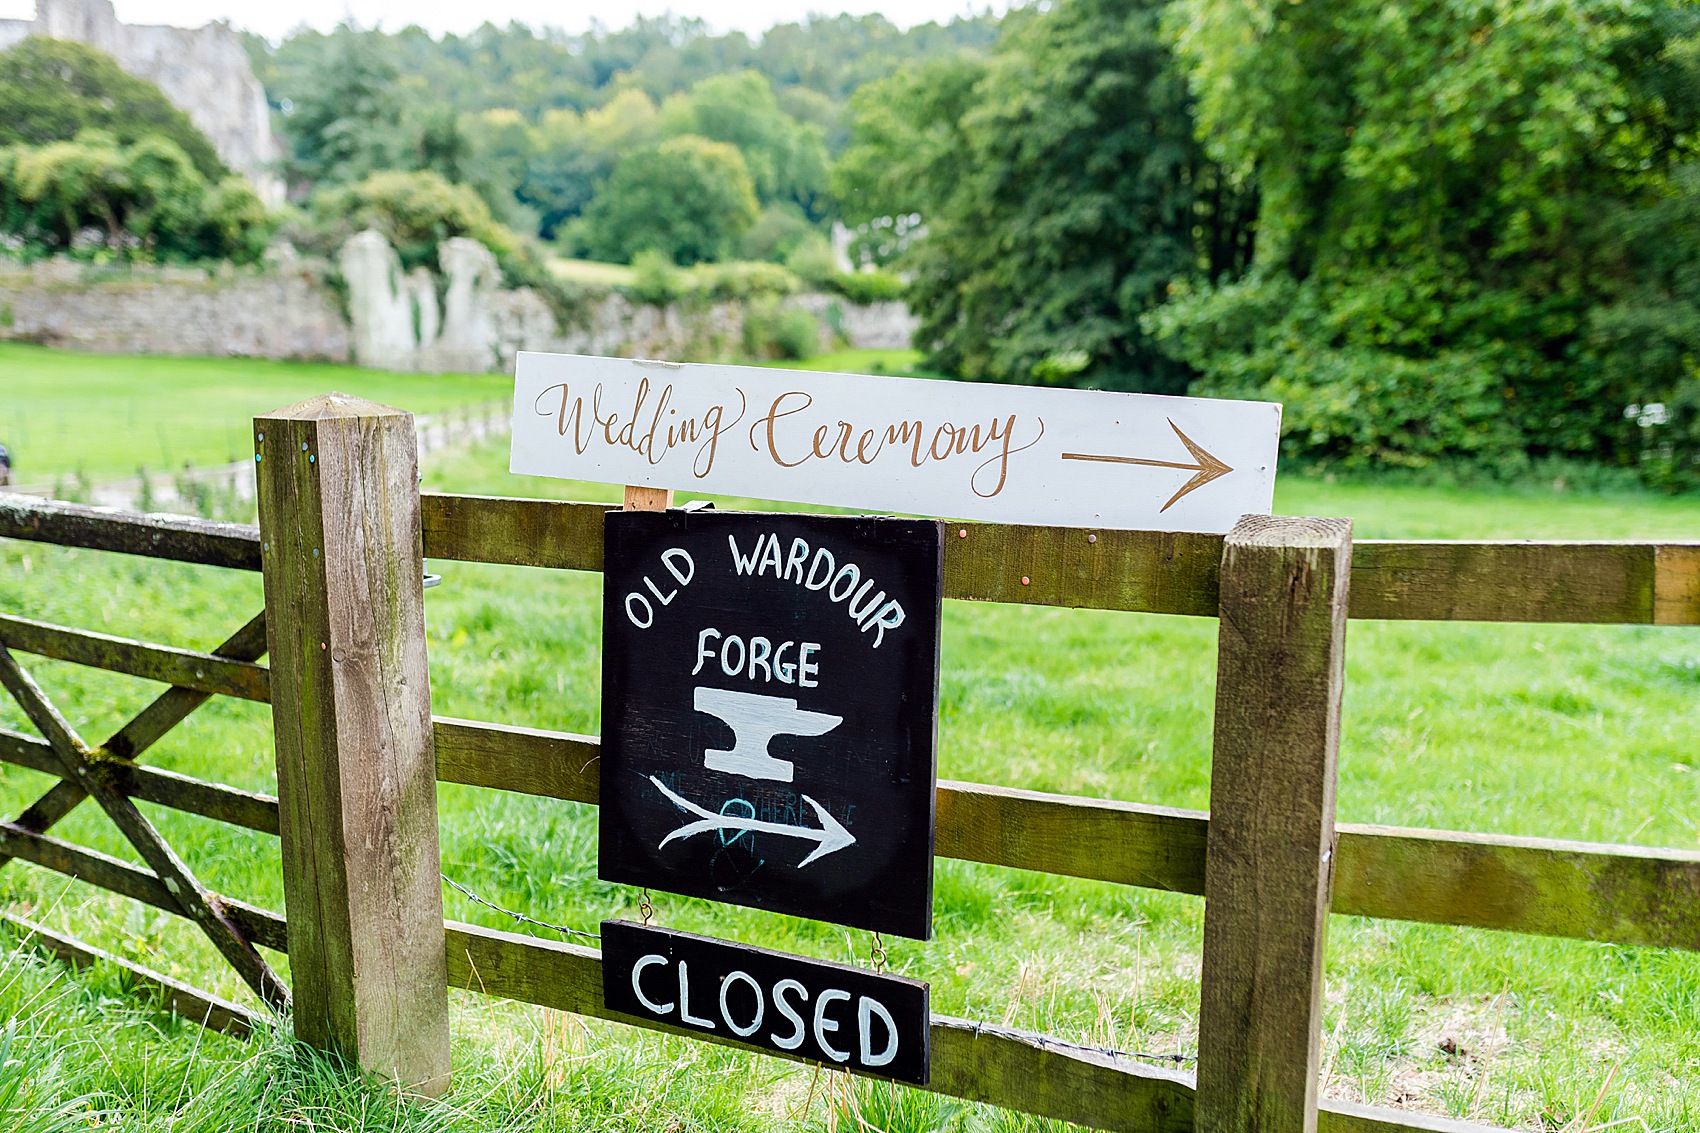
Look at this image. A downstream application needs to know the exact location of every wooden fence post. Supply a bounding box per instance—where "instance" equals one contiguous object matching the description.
[1196,514,1353,1133]
[255,394,451,1096]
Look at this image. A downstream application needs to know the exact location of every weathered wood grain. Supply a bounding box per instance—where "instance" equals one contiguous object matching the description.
[0,496,261,569]
[944,523,1223,616]
[2,912,260,1038]
[443,921,1197,1132]
[0,820,177,909]
[432,718,1209,892]
[935,779,1208,894]
[0,614,270,702]
[443,921,1485,1132]
[1316,1101,1500,1133]
[622,485,674,511]
[1335,824,1700,950]
[419,493,609,570]
[431,717,1700,948]
[102,613,270,760]
[4,493,1694,623]
[1197,515,1353,1133]
[412,493,1700,623]
[0,614,270,877]
[1348,541,1660,623]
[433,717,599,803]
[0,854,1479,1133]
[0,820,288,953]
[0,643,289,1009]
[1655,545,1700,625]
[0,726,279,834]
[257,394,450,1095]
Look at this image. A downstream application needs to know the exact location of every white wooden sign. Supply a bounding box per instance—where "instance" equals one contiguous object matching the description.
[510,353,1282,533]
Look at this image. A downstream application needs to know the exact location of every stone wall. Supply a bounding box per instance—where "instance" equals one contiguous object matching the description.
[0,233,920,371]
[337,230,920,373]
[0,254,349,360]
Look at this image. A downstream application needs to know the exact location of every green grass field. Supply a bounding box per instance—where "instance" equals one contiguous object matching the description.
[0,353,1698,1129]
[0,344,512,483]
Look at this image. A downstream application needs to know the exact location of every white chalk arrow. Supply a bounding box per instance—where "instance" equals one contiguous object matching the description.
[650,776,856,867]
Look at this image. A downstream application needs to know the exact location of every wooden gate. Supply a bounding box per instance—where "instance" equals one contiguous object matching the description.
[1,393,1696,1132]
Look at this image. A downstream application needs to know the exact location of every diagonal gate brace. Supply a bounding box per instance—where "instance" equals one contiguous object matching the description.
[0,613,267,863]
[0,640,289,1011]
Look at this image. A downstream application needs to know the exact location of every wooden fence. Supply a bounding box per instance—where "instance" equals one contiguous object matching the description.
[0,395,1696,1132]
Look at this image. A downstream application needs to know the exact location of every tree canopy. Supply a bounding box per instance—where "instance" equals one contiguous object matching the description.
[1150,0,1700,476]
[578,136,761,265]
[0,39,226,180]
[836,0,1251,392]
[658,71,830,214]
[249,15,996,249]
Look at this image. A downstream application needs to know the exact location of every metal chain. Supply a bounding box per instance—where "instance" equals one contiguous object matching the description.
[870,931,886,973]
[639,887,655,927]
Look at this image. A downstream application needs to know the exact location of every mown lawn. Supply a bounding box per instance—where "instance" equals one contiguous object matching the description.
[0,425,1697,1128]
[0,344,511,484]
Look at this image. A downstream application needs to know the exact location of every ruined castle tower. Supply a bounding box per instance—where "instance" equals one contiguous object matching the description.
[0,0,284,204]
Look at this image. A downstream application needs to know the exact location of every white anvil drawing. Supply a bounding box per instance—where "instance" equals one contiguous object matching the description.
[693,686,843,782]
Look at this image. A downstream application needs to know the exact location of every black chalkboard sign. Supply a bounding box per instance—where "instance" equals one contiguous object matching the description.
[600,511,943,939]
[601,920,931,1085]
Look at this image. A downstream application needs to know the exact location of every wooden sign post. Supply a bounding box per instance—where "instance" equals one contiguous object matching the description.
[511,353,1281,533]
[599,510,944,940]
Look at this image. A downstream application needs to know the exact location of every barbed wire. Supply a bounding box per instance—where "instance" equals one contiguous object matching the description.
[441,874,601,941]
[968,1022,1195,1068]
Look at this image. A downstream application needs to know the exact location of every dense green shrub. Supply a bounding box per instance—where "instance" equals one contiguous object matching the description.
[782,232,837,286]
[739,202,815,261]
[625,249,686,306]
[742,298,822,359]
[695,260,801,300]
[0,132,271,263]
[826,269,906,304]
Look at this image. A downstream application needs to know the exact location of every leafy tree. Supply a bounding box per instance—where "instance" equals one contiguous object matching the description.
[520,90,660,238]
[836,0,1250,390]
[579,136,759,264]
[0,131,269,263]
[273,26,406,188]
[1591,162,1700,490]
[833,53,987,262]
[659,72,830,213]
[0,39,225,180]
[248,13,1005,238]
[1155,0,1700,471]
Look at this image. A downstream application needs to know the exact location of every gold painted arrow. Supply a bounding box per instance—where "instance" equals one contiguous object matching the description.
[1062,419,1235,513]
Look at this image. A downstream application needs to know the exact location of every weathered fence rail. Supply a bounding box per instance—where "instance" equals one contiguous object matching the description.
[1,399,1696,1132]
[8,493,1697,625]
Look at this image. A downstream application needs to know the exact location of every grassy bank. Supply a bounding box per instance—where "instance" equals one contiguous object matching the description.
[1,432,1698,1127]
[0,344,511,484]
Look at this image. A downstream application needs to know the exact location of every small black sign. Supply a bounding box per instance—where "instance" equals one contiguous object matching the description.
[600,511,943,939]
[601,921,931,1085]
